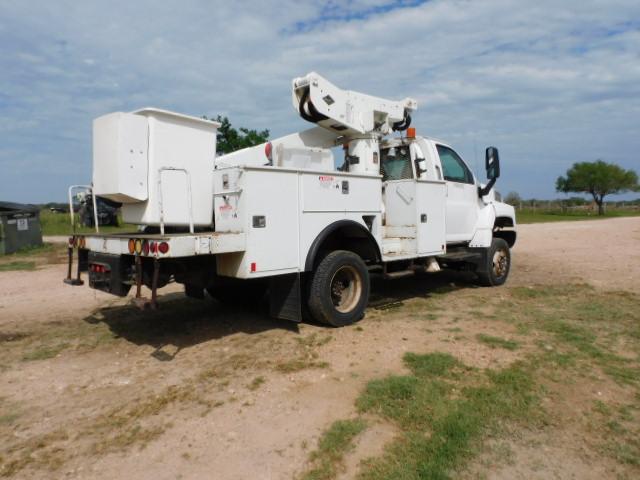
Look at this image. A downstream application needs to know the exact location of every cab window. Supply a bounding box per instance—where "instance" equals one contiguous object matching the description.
[436,145,473,184]
[381,146,413,181]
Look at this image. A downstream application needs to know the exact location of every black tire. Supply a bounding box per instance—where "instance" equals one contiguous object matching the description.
[206,281,267,305]
[476,238,511,286]
[307,250,370,327]
[184,283,204,299]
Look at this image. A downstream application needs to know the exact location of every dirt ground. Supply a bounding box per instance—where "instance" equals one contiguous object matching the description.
[1,217,639,479]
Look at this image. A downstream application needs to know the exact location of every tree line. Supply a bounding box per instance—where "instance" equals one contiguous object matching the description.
[504,160,639,215]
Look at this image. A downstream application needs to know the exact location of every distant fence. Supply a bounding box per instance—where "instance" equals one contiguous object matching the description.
[509,201,640,215]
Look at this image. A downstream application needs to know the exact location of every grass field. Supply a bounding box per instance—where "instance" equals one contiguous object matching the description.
[516,208,640,224]
[0,261,36,272]
[39,206,639,233]
[39,210,135,236]
[0,243,66,271]
[299,284,640,479]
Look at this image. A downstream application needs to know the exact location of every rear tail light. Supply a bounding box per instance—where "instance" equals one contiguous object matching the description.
[128,238,167,255]
[90,264,110,274]
[158,242,169,254]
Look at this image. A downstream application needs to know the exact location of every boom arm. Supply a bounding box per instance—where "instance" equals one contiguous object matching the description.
[292,72,417,175]
[292,72,417,137]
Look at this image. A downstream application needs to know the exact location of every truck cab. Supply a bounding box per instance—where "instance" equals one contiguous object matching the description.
[379,133,515,248]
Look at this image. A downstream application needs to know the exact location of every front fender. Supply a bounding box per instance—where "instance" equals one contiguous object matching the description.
[469,203,497,248]
[493,201,517,227]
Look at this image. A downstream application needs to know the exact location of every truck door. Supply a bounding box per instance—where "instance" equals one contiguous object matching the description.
[411,141,446,255]
[435,144,479,243]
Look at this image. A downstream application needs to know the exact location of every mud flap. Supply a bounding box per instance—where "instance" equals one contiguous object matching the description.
[268,272,302,322]
[467,247,490,277]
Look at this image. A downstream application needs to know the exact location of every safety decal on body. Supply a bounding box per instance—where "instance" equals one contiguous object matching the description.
[318,175,335,189]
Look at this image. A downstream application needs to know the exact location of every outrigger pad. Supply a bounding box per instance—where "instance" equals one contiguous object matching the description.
[63,278,84,286]
[132,297,158,310]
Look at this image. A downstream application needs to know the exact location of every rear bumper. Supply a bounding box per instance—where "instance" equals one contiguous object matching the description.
[79,231,245,258]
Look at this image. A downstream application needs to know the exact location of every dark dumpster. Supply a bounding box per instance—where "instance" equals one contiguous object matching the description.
[0,201,43,255]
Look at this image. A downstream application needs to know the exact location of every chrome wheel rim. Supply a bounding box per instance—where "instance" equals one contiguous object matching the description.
[330,265,362,313]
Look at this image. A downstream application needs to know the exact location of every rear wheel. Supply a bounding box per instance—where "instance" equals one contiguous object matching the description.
[307,250,369,327]
[184,283,204,299]
[476,238,511,286]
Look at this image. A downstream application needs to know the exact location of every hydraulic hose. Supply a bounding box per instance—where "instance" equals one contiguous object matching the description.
[392,112,412,132]
[298,88,328,124]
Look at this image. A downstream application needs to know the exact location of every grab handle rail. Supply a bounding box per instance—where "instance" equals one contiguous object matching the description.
[157,168,194,235]
[212,189,243,197]
[67,185,99,233]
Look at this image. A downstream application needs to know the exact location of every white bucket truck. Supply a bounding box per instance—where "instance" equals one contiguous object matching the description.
[65,73,516,326]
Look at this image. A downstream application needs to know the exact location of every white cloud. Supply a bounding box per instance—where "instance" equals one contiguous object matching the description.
[0,0,639,202]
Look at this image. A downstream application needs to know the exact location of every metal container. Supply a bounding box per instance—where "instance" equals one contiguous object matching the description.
[0,202,43,255]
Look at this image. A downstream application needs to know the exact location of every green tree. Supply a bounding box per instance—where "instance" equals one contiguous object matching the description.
[203,115,269,154]
[504,191,521,206]
[556,160,639,215]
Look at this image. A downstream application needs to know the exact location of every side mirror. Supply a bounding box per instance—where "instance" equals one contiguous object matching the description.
[485,146,500,180]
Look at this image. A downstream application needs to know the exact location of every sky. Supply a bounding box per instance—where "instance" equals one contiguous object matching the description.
[1,0,639,203]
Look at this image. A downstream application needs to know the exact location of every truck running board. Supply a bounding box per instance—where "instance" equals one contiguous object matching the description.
[384,270,415,279]
[383,256,441,279]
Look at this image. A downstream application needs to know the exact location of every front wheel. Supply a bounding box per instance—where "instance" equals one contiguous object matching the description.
[476,238,511,286]
[307,250,370,327]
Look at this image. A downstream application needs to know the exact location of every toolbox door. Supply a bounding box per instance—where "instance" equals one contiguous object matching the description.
[415,180,446,255]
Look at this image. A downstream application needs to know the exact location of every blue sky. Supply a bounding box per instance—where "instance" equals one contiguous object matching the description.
[1,0,639,203]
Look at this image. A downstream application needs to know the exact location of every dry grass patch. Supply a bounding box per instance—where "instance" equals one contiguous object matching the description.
[248,376,266,390]
[276,359,330,373]
[0,243,66,270]
[0,261,36,272]
[476,333,519,351]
